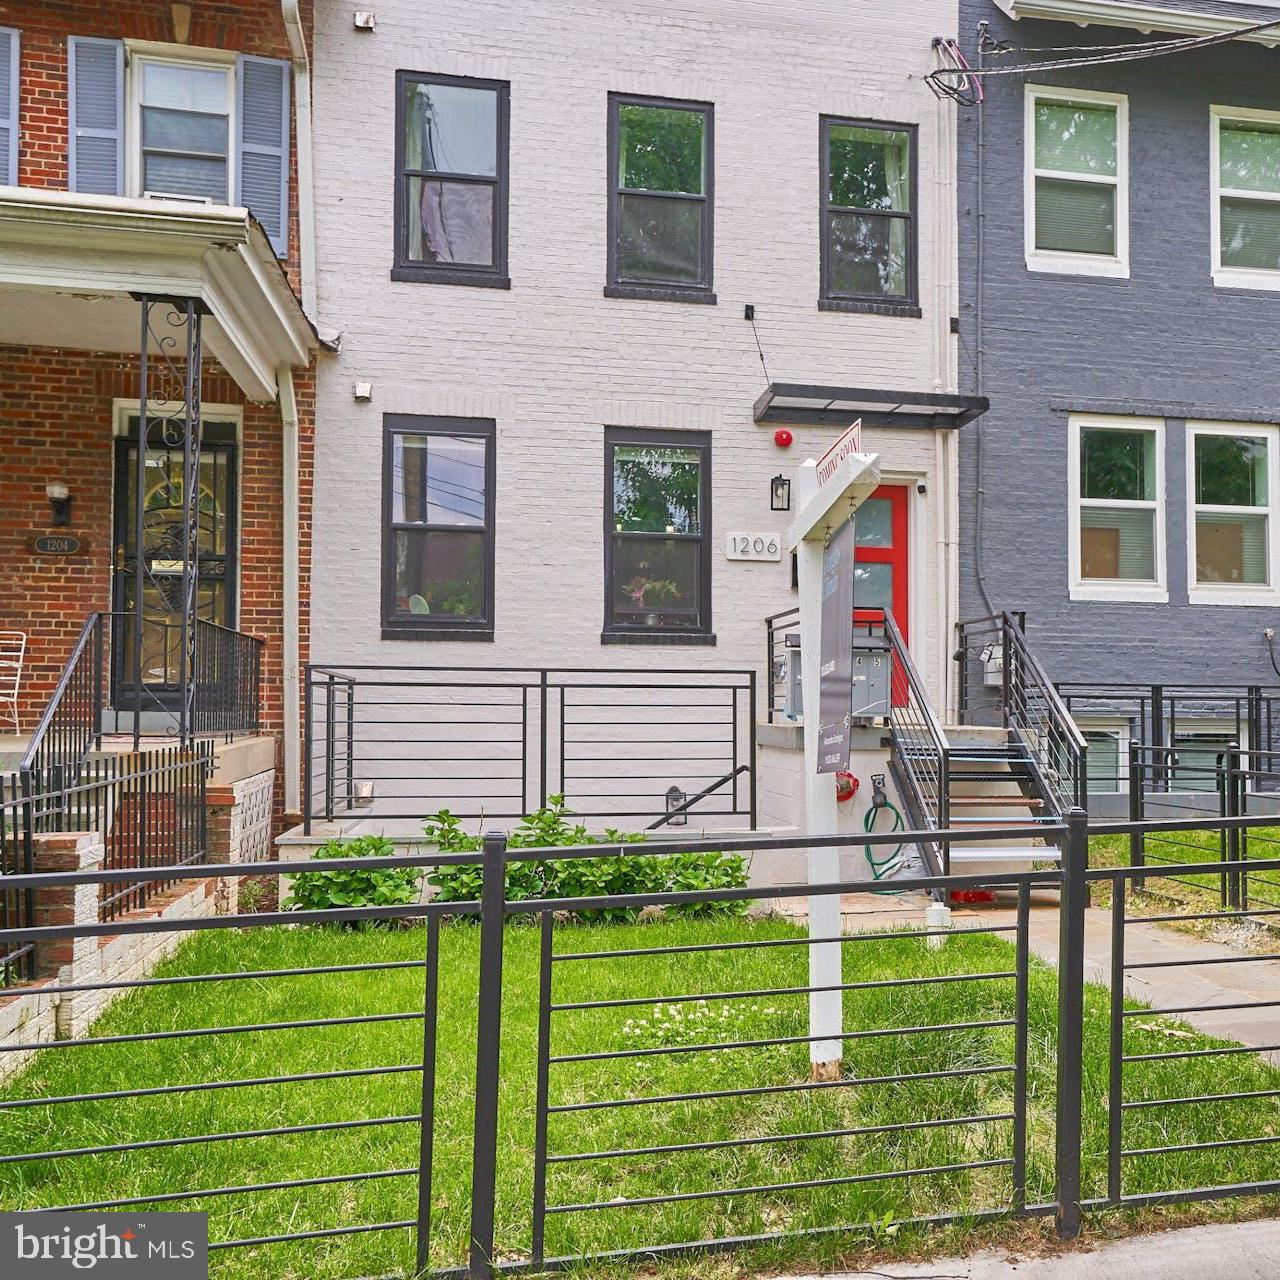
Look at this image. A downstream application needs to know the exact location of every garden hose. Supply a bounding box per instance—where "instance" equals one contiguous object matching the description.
[863,773,906,881]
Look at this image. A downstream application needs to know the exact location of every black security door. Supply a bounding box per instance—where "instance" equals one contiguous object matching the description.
[111,420,237,707]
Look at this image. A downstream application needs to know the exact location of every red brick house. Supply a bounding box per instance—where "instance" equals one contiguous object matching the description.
[0,1,318,832]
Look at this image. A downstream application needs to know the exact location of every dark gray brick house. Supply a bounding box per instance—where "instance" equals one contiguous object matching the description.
[956,0,1280,780]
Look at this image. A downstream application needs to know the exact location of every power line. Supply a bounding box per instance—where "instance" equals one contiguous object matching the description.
[926,15,1280,98]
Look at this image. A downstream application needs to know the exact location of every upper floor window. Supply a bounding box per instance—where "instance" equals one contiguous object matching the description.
[1025,86,1128,278]
[1212,107,1280,290]
[603,428,713,642]
[393,72,510,288]
[820,118,917,313]
[1188,422,1280,605]
[133,56,232,202]
[606,94,714,303]
[67,39,290,256]
[1068,415,1166,603]
[381,415,497,639]
[1,27,19,187]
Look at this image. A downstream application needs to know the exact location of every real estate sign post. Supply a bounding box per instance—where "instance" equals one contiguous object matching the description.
[787,425,880,1078]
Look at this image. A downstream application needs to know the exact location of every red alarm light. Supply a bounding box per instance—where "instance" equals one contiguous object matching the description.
[774,428,793,448]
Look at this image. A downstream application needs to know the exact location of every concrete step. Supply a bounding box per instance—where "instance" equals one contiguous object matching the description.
[949,846,1060,864]
[949,795,1044,807]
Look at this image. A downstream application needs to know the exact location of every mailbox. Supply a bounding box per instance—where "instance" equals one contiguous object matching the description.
[851,634,892,721]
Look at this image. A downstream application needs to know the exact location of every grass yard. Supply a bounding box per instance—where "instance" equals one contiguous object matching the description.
[3,914,1280,1279]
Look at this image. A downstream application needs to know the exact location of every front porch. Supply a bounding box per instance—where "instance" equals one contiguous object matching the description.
[0,187,315,816]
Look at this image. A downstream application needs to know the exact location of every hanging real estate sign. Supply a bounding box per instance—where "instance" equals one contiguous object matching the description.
[816,515,855,774]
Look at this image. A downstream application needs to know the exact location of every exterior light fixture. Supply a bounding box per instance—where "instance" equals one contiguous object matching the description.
[665,785,688,827]
[770,474,791,512]
[45,481,72,526]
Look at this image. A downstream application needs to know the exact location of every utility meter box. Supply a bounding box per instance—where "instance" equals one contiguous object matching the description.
[851,634,892,721]
[782,633,802,719]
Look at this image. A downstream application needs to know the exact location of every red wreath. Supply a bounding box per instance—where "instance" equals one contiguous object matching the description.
[834,771,859,804]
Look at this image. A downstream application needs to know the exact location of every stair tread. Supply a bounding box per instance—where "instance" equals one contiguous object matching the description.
[948,796,1045,807]
[949,848,1062,863]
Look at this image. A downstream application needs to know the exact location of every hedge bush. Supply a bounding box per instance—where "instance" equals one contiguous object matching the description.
[423,795,748,922]
[282,834,421,919]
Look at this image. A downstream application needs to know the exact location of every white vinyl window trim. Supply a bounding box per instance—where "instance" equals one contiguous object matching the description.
[1025,85,1129,279]
[124,44,236,204]
[1067,414,1167,603]
[1211,104,1280,291]
[1186,420,1280,606]
[1076,718,1130,795]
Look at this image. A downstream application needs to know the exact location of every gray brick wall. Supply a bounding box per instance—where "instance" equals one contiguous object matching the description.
[956,4,1280,689]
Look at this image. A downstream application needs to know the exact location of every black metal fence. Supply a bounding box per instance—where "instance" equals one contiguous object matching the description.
[4,810,1280,1274]
[192,619,264,741]
[303,664,757,831]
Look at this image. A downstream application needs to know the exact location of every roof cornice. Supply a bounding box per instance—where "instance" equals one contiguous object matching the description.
[994,0,1280,45]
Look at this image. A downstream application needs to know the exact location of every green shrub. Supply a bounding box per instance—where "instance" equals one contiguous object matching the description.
[283,834,421,919]
[422,796,749,921]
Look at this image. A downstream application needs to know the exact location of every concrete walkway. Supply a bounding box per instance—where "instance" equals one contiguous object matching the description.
[775,889,1280,1056]
[781,1215,1280,1278]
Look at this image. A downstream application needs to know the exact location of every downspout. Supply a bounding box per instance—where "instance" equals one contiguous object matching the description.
[278,363,302,814]
[281,0,317,319]
[972,20,995,616]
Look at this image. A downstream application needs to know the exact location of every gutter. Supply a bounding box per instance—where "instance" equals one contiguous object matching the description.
[281,0,317,320]
[278,363,302,815]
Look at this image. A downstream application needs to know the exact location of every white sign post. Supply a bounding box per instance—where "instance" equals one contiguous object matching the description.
[786,422,880,1079]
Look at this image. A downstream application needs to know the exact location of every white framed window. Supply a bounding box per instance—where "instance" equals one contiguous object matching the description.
[1068,415,1166,603]
[1076,719,1131,796]
[1187,421,1280,605]
[1025,85,1129,278]
[1211,106,1280,290]
[127,47,236,203]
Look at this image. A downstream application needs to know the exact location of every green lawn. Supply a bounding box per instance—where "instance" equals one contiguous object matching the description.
[3,915,1280,1279]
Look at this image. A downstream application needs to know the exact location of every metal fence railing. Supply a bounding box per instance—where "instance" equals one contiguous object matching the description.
[0,743,212,947]
[7,812,1280,1273]
[303,665,757,830]
[955,612,1088,816]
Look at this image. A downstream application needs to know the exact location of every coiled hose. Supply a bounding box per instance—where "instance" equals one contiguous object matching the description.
[863,773,906,881]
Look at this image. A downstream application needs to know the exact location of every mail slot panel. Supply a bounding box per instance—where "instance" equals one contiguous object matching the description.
[851,635,891,720]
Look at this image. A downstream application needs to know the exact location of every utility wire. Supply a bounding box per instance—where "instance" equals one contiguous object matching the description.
[748,309,772,385]
[927,15,1280,95]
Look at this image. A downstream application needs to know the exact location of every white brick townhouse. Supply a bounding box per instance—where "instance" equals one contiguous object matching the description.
[305,0,978,831]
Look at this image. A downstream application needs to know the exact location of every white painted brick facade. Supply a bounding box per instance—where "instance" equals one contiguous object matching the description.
[310,0,961,702]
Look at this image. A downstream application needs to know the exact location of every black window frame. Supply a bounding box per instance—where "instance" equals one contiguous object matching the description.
[606,93,716,305]
[381,414,497,641]
[602,427,715,645]
[392,71,511,289]
[819,115,920,317]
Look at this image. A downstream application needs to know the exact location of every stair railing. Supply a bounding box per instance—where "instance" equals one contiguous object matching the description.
[875,610,951,873]
[18,612,104,825]
[955,612,1087,816]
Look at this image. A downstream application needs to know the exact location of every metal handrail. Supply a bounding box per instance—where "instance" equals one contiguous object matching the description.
[18,611,103,779]
[882,609,949,760]
[1003,616,1086,755]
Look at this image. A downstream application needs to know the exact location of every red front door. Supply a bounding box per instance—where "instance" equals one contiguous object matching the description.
[853,484,910,702]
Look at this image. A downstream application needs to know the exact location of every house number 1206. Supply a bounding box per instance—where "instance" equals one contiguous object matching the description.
[725,532,782,561]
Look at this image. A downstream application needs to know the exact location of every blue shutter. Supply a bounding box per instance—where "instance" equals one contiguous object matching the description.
[68,36,124,195]
[236,54,290,256]
[0,28,18,187]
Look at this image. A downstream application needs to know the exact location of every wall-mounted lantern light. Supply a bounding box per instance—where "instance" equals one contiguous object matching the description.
[770,474,791,512]
[665,785,688,827]
[46,482,72,526]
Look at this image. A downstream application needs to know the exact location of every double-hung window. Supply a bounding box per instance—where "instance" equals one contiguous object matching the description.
[66,39,291,255]
[133,55,233,203]
[820,118,917,311]
[1188,422,1280,604]
[604,429,713,641]
[1069,415,1166,602]
[382,416,496,639]
[1212,107,1280,289]
[394,72,510,287]
[1026,86,1128,277]
[606,94,714,302]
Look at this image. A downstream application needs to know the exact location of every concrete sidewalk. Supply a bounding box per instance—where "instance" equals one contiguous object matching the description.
[783,1216,1280,1278]
[775,888,1280,1056]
